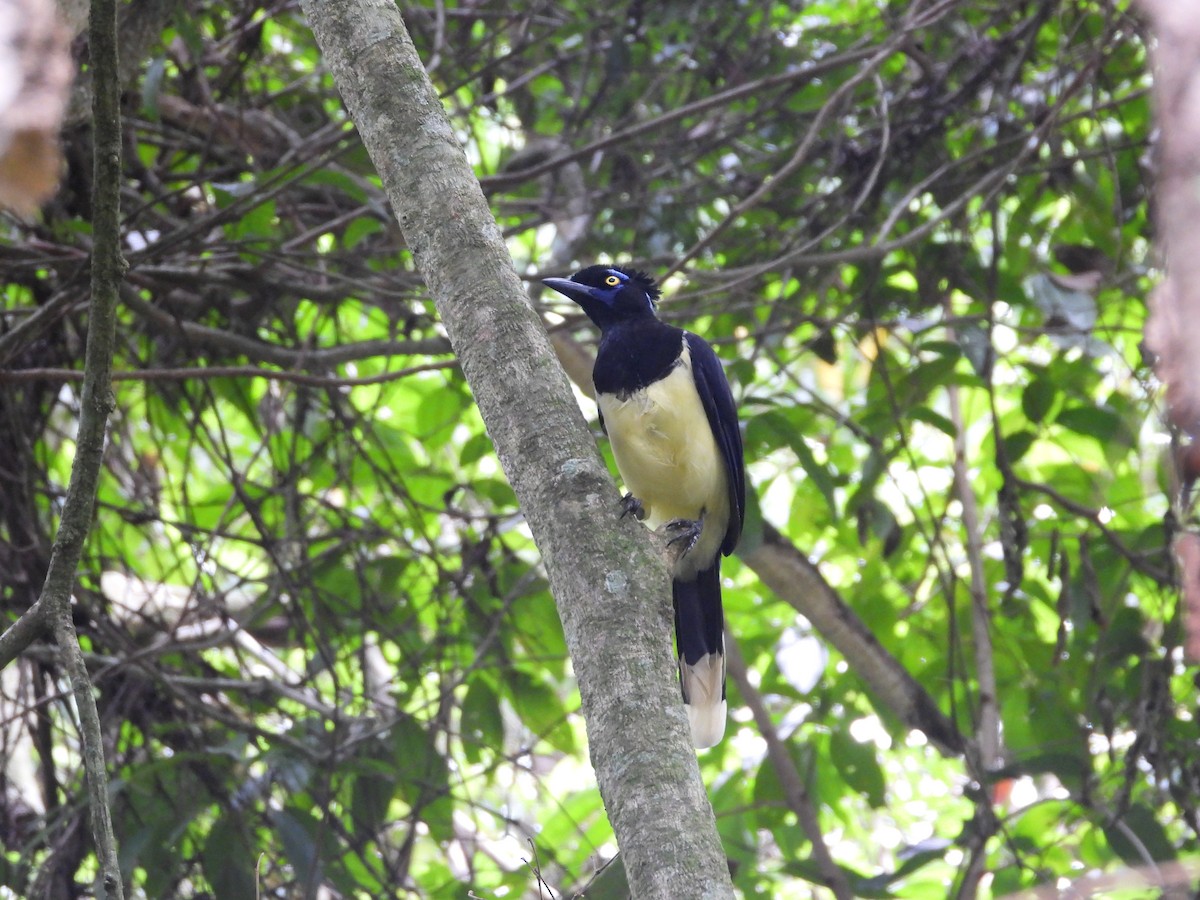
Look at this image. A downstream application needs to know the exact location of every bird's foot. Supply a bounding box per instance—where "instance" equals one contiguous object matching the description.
[620,493,646,521]
[660,516,703,558]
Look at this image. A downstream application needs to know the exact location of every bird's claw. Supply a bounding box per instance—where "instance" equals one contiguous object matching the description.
[662,517,702,556]
[620,493,646,521]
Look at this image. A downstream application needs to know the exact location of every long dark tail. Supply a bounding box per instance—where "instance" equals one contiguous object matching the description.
[673,562,727,748]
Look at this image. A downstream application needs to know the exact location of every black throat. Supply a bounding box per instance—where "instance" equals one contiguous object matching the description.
[593,318,685,399]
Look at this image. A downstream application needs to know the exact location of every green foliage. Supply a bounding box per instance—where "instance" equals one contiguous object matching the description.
[1,0,1191,896]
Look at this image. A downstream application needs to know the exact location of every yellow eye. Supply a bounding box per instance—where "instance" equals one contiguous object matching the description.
[604,275,621,287]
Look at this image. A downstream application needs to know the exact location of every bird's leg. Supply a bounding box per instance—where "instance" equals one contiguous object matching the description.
[620,492,646,521]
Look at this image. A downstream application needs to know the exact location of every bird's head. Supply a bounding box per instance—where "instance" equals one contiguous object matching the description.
[543,265,661,330]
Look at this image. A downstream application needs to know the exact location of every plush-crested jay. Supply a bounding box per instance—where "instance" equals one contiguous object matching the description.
[543,265,745,748]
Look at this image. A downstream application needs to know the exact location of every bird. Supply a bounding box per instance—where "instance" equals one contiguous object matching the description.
[543,264,745,748]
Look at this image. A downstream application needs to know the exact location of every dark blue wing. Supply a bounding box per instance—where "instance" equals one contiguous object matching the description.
[684,332,744,556]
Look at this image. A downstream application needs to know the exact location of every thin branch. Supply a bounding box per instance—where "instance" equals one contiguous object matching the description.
[0,598,49,670]
[119,287,452,367]
[946,380,1000,769]
[944,306,999,900]
[0,0,133,893]
[743,525,965,756]
[1010,476,1171,584]
[725,637,852,900]
[0,360,456,387]
[0,289,79,367]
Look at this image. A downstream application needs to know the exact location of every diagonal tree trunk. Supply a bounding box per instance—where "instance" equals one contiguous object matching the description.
[299,1,735,896]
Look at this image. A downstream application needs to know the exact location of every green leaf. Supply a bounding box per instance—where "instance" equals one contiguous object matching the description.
[755,410,838,517]
[1024,273,1097,351]
[473,475,518,507]
[391,717,449,804]
[1097,606,1150,662]
[990,751,1089,788]
[909,405,957,438]
[416,380,466,438]
[343,216,384,249]
[859,844,950,897]
[911,355,960,393]
[1002,429,1036,463]
[1102,803,1177,864]
[508,669,576,753]
[461,676,504,763]
[510,589,567,658]
[751,757,788,828]
[301,168,370,202]
[1055,406,1125,444]
[956,323,991,375]
[459,430,494,466]
[569,855,629,899]
[829,730,886,808]
[390,718,454,841]
[539,789,606,847]
[350,752,399,832]
[276,807,323,886]
[791,431,839,517]
[891,840,953,880]
[1022,377,1057,423]
[201,811,258,900]
[916,340,963,360]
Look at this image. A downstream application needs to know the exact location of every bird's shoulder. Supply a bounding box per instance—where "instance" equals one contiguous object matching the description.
[593,319,685,399]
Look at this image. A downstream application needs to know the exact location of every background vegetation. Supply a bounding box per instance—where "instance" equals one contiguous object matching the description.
[1,0,1188,896]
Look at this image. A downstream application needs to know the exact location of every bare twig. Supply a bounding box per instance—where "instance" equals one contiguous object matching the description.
[944,304,999,900]
[743,525,965,756]
[946,379,1000,769]
[0,360,456,387]
[725,637,852,900]
[119,287,452,367]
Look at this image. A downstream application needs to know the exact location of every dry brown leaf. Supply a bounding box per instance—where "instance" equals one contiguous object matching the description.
[0,0,72,216]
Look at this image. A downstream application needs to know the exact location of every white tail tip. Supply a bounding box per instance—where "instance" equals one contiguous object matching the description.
[687,698,727,749]
[681,651,727,749]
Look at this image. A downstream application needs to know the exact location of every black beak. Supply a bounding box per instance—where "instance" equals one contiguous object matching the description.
[542,277,599,306]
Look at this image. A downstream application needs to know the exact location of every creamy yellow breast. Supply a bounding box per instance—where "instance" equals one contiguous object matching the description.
[597,343,729,577]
